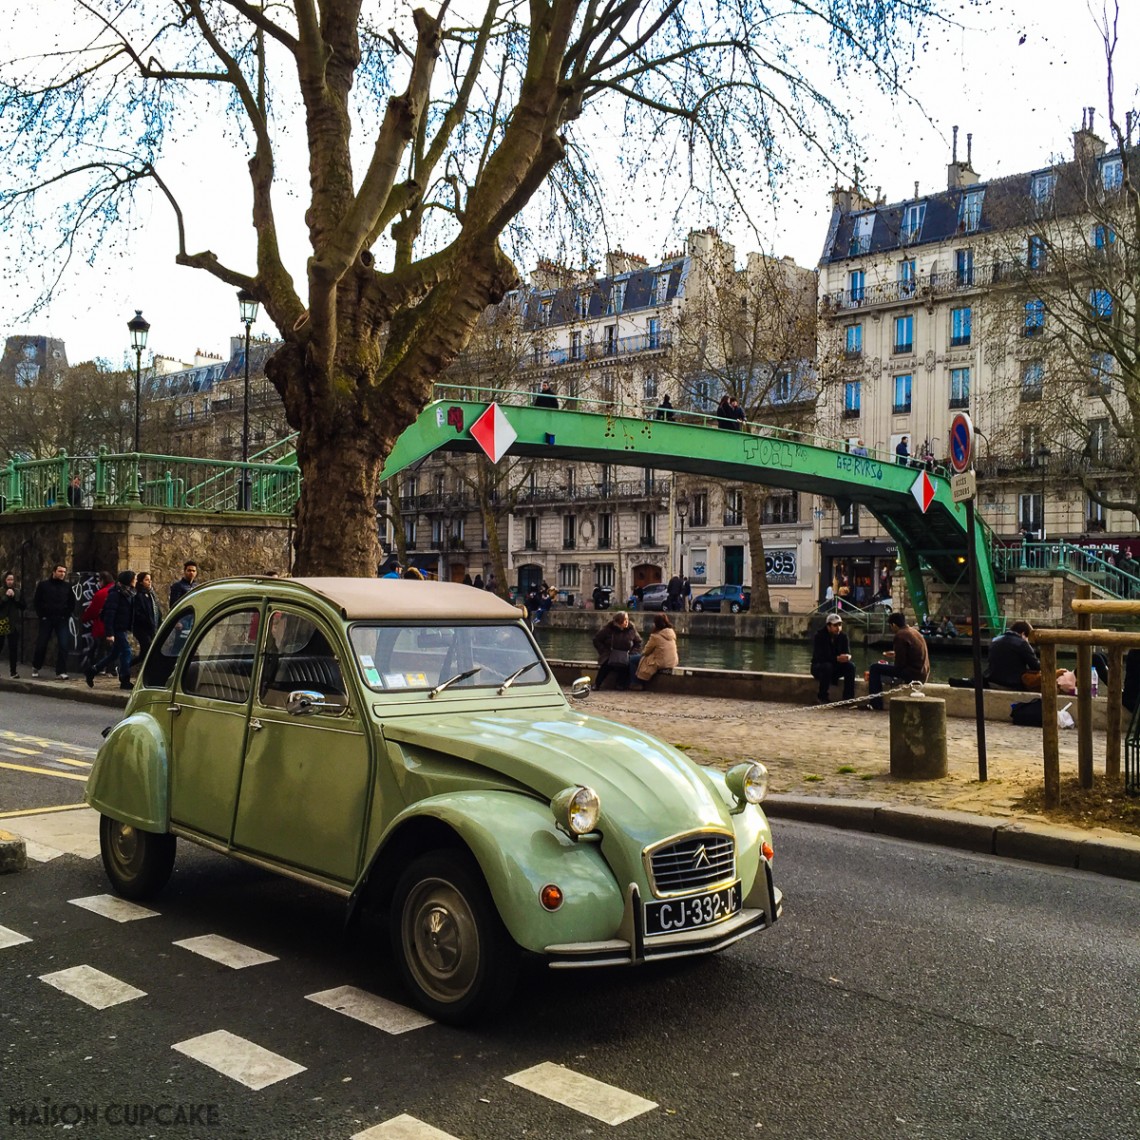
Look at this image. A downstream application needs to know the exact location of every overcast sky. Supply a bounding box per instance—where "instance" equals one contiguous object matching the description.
[3,0,1136,368]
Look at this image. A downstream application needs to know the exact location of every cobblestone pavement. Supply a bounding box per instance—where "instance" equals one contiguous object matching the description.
[584,688,1091,822]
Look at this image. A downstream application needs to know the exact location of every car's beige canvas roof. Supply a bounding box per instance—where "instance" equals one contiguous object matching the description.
[293,577,524,621]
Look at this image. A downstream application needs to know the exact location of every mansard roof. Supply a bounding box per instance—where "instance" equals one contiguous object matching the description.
[520,258,688,329]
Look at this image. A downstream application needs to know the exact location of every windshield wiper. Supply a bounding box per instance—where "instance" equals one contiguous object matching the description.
[429,666,481,699]
[497,661,540,694]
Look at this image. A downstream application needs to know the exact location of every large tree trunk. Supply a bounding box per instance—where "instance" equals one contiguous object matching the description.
[745,487,773,613]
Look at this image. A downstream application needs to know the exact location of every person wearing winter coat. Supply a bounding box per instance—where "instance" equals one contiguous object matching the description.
[85,571,136,690]
[592,611,642,690]
[634,614,679,686]
[31,565,75,679]
[81,571,116,663]
[131,571,163,664]
[0,571,26,677]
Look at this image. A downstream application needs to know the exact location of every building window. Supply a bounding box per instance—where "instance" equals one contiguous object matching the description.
[608,282,626,315]
[1090,352,1114,393]
[901,202,925,244]
[691,491,708,528]
[1021,423,1041,461]
[840,501,859,535]
[898,258,916,298]
[524,516,538,550]
[1027,235,1047,270]
[1094,224,1116,249]
[570,331,582,361]
[845,324,862,357]
[773,371,793,404]
[576,290,590,319]
[893,315,914,354]
[1089,288,1113,320]
[562,514,577,549]
[431,517,445,546]
[1101,157,1123,192]
[1019,492,1043,536]
[959,190,984,233]
[603,326,616,355]
[1086,494,1106,532]
[558,563,581,588]
[848,269,865,304]
[540,299,552,325]
[949,367,970,409]
[844,380,862,418]
[647,317,660,349]
[600,372,615,402]
[1031,172,1056,214]
[1021,361,1044,400]
[849,213,873,256]
[594,562,615,589]
[723,490,744,528]
[598,512,613,549]
[955,248,974,286]
[655,272,670,305]
[643,371,658,401]
[762,492,798,525]
[691,377,714,413]
[640,512,657,545]
[1024,300,1045,337]
[598,464,613,497]
[892,373,912,414]
[1087,418,1108,462]
[950,306,972,347]
[405,519,418,549]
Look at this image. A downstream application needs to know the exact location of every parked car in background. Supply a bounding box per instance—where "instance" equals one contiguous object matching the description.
[692,584,751,614]
[86,577,781,1024]
[639,583,670,611]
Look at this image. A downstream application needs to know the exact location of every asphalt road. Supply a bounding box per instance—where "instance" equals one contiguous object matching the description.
[2,696,1140,1139]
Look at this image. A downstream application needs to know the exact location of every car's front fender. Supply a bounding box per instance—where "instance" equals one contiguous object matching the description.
[85,714,169,832]
[364,791,625,954]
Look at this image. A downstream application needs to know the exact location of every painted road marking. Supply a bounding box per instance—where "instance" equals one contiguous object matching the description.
[0,730,96,754]
[0,761,88,782]
[0,803,91,819]
[172,1030,306,1090]
[174,935,278,970]
[69,894,159,923]
[24,840,63,862]
[0,924,32,949]
[5,746,40,756]
[504,1062,657,1125]
[40,965,146,1009]
[305,985,433,1034]
[353,1115,460,1140]
[46,756,93,769]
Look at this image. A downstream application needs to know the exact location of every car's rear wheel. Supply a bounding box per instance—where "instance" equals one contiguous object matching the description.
[391,850,517,1024]
[99,815,175,900]
[730,602,742,614]
[693,602,704,612]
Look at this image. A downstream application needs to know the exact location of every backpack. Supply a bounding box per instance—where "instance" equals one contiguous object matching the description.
[1010,699,1043,727]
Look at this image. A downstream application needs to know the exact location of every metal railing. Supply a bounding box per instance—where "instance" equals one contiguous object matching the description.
[991,541,1140,599]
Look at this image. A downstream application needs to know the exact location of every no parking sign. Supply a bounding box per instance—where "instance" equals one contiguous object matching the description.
[949,412,974,474]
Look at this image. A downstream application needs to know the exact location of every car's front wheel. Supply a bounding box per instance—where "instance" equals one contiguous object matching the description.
[730,602,742,614]
[99,815,176,900]
[391,850,517,1023]
[693,602,705,612]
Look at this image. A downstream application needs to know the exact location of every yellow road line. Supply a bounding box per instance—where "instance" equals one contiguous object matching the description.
[0,761,88,782]
[5,747,40,756]
[0,803,90,818]
[49,757,93,769]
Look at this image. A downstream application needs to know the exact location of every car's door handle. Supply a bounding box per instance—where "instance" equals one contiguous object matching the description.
[249,718,263,731]
[166,704,181,715]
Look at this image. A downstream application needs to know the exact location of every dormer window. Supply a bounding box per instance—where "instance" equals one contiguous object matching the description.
[1031,172,1056,214]
[959,190,984,233]
[1101,157,1123,192]
[900,203,925,244]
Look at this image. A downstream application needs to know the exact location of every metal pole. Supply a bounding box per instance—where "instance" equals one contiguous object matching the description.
[965,495,988,781]
[241,321,251,510]
[134,346,142,452]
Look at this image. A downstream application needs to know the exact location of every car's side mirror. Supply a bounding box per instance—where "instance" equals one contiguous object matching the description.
[570,676,592,701]
[287,689,333,715]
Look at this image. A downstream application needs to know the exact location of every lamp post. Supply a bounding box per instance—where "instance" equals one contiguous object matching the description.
[127,310,150,452]
[1036,443,1051,543]
[675,492,690,579]
[237,289,260,509]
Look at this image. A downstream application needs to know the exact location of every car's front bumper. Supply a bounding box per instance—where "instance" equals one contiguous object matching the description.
[543,861,781,968]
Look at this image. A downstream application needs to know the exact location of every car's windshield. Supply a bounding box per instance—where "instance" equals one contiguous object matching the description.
[349,622,549,693]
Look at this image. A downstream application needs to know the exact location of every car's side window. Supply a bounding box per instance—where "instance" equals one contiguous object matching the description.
[142,607,195,689]
[257,610,347,711]
[179,610,259,704]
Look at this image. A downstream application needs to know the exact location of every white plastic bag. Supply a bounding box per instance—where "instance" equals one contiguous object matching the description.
[1057,702,1074,729]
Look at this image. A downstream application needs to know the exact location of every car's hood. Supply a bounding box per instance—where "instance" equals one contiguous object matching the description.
[383,707,733,838]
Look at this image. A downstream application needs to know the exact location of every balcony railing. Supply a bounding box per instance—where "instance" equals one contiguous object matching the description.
[516,477,670,506]
[524,329,673,370]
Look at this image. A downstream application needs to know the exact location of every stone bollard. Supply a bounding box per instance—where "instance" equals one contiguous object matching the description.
[889,694,948,780]
[0,829,27,874]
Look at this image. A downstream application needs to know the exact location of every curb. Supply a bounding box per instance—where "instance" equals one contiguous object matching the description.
[0,828,27,874]
[0,677,130,708]
[765,794,1140,882]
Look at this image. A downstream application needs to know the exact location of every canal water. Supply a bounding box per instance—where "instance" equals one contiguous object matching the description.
[533,626,1022,684]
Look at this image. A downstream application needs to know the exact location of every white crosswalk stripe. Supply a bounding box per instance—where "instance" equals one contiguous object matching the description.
[305,985,433,1034]
[172,1030,306,1090]
[352,1115,461,1140]
[69,894,159,922]
[173,934,278,969]
[40,964,147,1009]
[23,840,64,863]
[0,924,31,949]
[504,1061,658,1125]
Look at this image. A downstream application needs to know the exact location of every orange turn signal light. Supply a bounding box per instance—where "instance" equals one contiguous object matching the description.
[540,884,564,911]
[761,841,775,861]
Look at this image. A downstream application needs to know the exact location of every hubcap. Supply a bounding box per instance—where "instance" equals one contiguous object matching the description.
[402,878,480,1004]
[112,824,141,870]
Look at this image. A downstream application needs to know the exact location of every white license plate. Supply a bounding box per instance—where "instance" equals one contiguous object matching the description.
[644,882,741,935]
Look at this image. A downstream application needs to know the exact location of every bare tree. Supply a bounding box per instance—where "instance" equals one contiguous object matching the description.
[1,0,963,573]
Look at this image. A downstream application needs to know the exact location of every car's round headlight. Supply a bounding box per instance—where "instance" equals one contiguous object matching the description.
[726,761,769,806]
[551,785,601,836]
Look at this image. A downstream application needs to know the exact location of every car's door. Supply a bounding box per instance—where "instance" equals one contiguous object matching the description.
[231,608,372,882]
[168,607,259,841]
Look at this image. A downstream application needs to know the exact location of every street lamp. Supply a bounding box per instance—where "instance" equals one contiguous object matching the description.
[1036,443,1051,542]
[675,492,690,578]
[127,310,150,452]
[237,289,260,509]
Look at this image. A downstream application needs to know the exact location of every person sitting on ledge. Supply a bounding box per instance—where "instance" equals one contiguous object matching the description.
[866,612,929,710]
[810,613,855,705]
[984,620,1063,691]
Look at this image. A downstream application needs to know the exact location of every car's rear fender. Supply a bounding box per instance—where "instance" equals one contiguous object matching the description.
[353,791,625,954]
[85,714,170,833]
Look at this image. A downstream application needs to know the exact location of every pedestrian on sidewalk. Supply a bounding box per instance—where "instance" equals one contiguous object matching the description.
[86,571,136,690]
[169,560,199,607]
[867,611,929,710]
[132,571,163,665]
[0,571,26,678]
[811,613,856,705]
[31,564,74,680]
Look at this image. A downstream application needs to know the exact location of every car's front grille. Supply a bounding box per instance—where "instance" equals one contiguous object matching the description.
[649,833,735,895]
